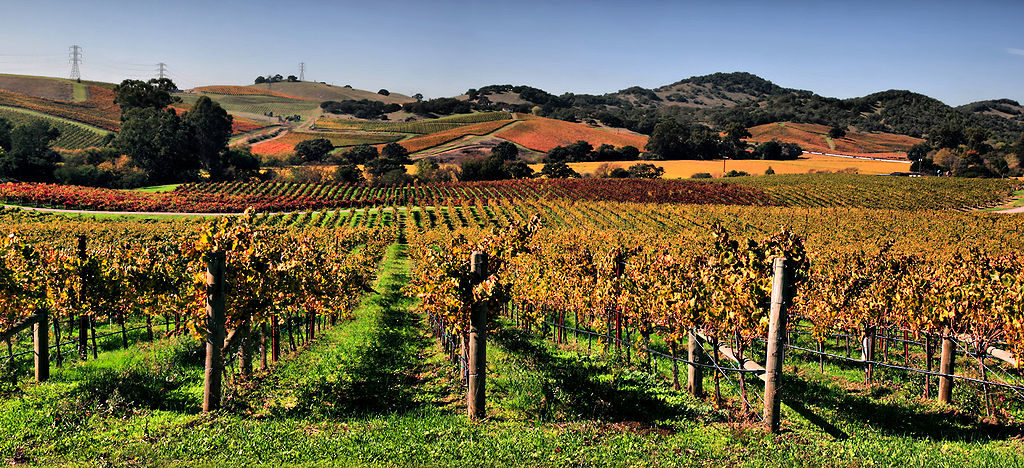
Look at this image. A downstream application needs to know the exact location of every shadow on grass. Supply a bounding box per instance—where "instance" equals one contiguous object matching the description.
[782,373,1023,442]
[289,267,435,418]
[493,326,700,425]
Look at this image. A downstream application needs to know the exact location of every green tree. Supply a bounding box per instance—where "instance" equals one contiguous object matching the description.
[645,120,690,160]
[294,138,334,163]
[827,125,847,139]
[724,122,751,143]
[0,117,12,152]
[113,78,180,116]
[491,141,519,161]
[928,124,966,149]
[222,148,261,181]
[540,161,580,178]
[627,163,664,179]
[381,142,411,163]
[184,96,234,179]
[115,108,197,184]
[0,121,60,181]
[413,158,441,183]
[504,160,535,179]
[340,144,379,165]
[333,164,364,183]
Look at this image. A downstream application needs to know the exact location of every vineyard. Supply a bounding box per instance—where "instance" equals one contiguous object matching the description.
[0,106,111,150]
[0,193,1022,465]
[314,111,512,133]
[494,115,649,152]
[0,85,120,131]
[0,175,1011,214]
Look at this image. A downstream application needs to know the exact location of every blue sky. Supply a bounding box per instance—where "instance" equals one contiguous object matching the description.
[0,0,1021,105]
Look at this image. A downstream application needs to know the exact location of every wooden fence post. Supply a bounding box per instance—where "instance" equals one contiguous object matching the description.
[938,326,956,404]
[33,311,49,382]
[763,257,790,434]
[467,251,488,419]
[862,326,876,382]
[77,235,88,361]
[202,252,227,413]
[687,328,704,398]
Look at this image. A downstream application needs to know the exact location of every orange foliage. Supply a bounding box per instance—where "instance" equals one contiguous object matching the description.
[747,122,922,158]
[384,120,515,153]
[495,116,648,152]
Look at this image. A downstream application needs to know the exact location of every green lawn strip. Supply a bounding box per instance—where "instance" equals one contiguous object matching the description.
[129,184,181,193]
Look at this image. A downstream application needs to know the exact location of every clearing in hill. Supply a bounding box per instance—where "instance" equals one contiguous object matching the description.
[495,115,648,152]
[747,122,922,158]
[315,112,512,134]
[0,105,111,149]
[249,81,415,104]
[189,85,313,100]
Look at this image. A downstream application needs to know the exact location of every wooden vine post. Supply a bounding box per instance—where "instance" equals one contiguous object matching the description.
[467,251,488,420]
[33,311,49,382]
[77,235,88,361]
[202,252,227,413]
[763,257,790,434]
[862,326,876,382]
[687,328,703,397]
[937,326,956,404]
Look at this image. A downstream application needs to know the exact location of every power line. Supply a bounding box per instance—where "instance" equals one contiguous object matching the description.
[157,62,168,80]
[68,45,82,81]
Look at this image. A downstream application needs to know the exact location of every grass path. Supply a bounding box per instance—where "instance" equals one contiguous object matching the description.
[236,243,448,417]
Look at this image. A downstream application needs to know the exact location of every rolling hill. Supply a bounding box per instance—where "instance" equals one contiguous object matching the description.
[248,82,414,104]
[747,122,922,159]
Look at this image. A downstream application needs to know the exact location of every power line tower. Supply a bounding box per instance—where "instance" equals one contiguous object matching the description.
[299,62,306,82]
[68,45,82,81]
[157,62,168,80]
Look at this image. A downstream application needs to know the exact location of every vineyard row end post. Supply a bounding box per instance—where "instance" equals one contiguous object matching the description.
[33,310,49,382]
[938,326,956,404]
[203,252,227,413]
[467,251,488,420]
[763,257,790,434]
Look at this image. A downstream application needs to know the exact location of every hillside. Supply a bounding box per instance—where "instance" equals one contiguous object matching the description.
[747,122,922,158]
[957,99,1024,123]
[247,82,414,104]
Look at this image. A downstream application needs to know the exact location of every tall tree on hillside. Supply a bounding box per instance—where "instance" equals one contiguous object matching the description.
[0,121,61,181]
[113,78,180,116]
[491,141,519,161]
[645,120,691,160]
[294,138,334,163]
[724,122,751,144]
[115,108,198,184]
[184,96,234,179]
[0,117,12,152]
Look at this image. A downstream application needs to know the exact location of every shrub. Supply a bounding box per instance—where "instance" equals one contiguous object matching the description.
[691,172,713,179]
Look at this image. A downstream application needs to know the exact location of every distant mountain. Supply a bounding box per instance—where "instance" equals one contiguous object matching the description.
[459,73,1024,141]
[957,99,1024,123]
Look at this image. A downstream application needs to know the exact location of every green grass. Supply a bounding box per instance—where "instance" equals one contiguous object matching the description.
[128,183,181,193]
[2,244,1022,466]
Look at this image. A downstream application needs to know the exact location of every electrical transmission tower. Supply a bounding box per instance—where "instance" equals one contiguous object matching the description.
[68,45,82,81]
[157,62,168,80]
[299,62,306,81]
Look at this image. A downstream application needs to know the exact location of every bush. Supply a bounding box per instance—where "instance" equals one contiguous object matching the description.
[691,172,713,179]
[765,166,775,175]
[724,170,750,177]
